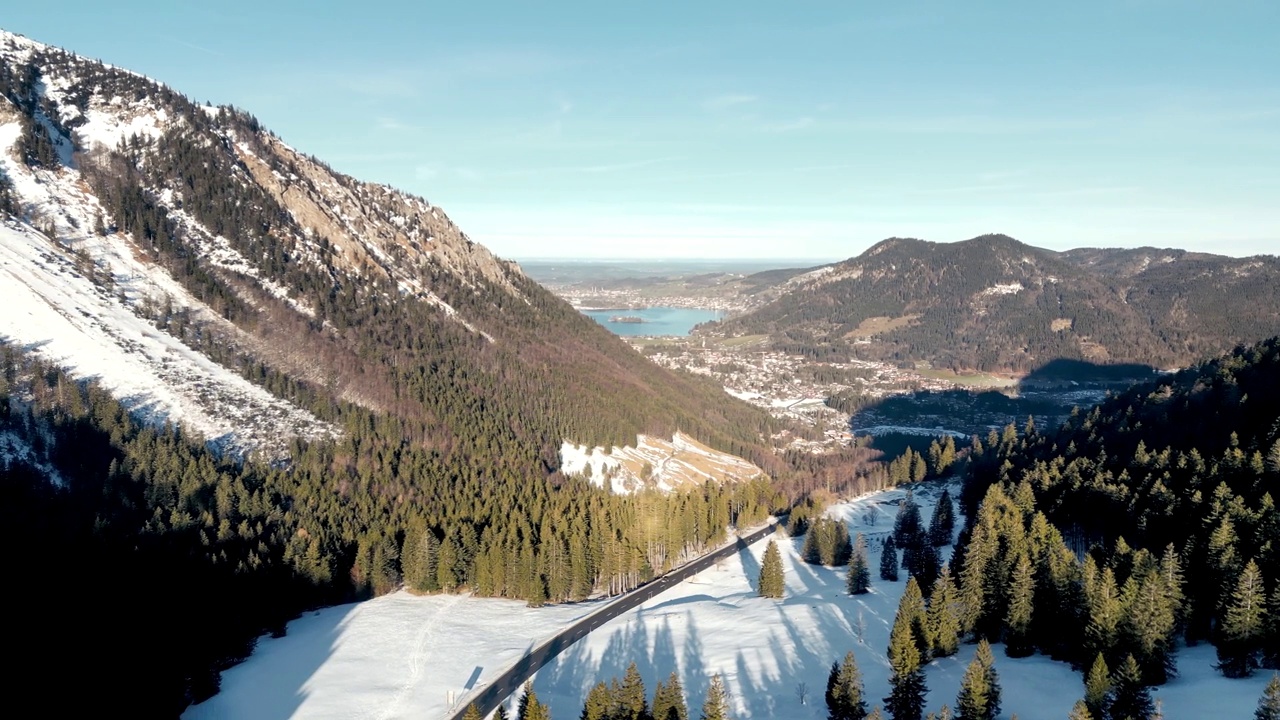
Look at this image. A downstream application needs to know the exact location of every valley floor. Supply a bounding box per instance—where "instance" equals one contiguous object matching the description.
[186,484,1273,720]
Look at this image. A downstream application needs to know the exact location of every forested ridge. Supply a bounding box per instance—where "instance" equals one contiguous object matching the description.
[936,337,1280,700]
[713,234,1280,372]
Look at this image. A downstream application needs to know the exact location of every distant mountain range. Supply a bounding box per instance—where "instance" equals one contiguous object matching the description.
[710,234,1280,372]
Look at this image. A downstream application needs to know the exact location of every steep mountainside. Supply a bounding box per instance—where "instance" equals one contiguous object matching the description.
[714,234,1280,372]
[0,29,772,469]
[0,30,858,716]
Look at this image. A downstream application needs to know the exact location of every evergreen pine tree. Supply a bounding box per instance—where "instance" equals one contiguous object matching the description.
[1218,559,1269,677]
[928,490,956,547]
[583,681,614,720]
[954,653,991,720]
[758,540,785,599]
[881,535,900,582]
[1257,673,1280,720]
[849,534,872,595]
[1068,700,1094,720]
[898,577,932,660]
[497,705,510,720]
[619,662,651,720]
[885,590,928,720]
[653,671,688,720]
[1157,544,1186,635]
[928,565,962,658]
[1267,586,1280,670]
[976,639,1001,720]
[437,537,459,591]
[1120,570,1177,684]
[1109,654,1154,720]
[1085,567,1121,664]
[1004,553,1036,658]
[867,709,884,720]
[1084,654,1112,720]
[519,681,552,720]
[700,674,730,720]
[462,704,482,720]
[894,492,923,547]
[825,651,868,720]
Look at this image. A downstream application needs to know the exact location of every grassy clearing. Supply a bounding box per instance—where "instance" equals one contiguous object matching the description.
[843,314,920,339]
[715,334,769,348]
[914,367,1019,388]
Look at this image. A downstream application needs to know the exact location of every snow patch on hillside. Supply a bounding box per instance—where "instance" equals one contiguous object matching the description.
[0,221,337,458]
[0,430,65,486]
[560,432,762,494]
[979,282,1024,296]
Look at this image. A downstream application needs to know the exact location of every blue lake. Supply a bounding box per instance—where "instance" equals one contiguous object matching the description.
[582,307,724,336]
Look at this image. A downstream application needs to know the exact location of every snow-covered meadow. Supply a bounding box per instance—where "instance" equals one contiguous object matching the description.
[185,483,1273,719]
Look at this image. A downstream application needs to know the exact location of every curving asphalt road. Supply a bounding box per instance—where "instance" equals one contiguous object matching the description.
[445,517,784,720]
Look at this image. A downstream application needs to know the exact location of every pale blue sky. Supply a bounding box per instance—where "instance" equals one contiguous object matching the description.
[6,1,1278,259]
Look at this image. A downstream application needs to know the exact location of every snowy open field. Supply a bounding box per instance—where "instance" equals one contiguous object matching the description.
[186,483,1273,719]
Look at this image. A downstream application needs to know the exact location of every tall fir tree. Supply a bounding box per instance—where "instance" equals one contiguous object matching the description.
[825,651,868,720]
[1085,567,1121,665]
[976,640,1001,720]
[928,565,962,658]
[462,704,482,720]
[619,662,651,720]
[1218,559,1269,678]
[881,535,900,582]
[653,671,689,720]
[519,681,552,720]
[1004,553,1036,658]
[955,640,1001,720]
[1109,654,1155,720]
[885,589,928,720]
[701,674,730,720]
[1267,586,1280,670]
[954,654,992,720]
[583,681,615,720]
[1068,700,1094,720]
[1084,654,1112,720]
[928,489,956,547]
[894,492,923,547]
[849,534,872,595]
[898,577,932,661]
[758,540,785,599]
[1120,570,1177,684]
[1257,673,1280,720]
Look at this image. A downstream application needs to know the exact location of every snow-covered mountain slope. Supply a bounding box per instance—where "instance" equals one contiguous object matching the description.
[0,220,336,456]
[0,27,772,473]
[0,28,522,456]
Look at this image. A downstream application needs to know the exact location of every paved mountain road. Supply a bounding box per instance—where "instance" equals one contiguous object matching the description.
[444,518,783,719]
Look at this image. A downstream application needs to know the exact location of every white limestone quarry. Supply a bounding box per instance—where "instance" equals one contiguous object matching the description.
[559,432,763,493]
[979,281,1025,296]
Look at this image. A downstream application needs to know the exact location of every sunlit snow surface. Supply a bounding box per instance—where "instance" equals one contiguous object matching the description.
[186,484,1272,719]
[0,221,336,457]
